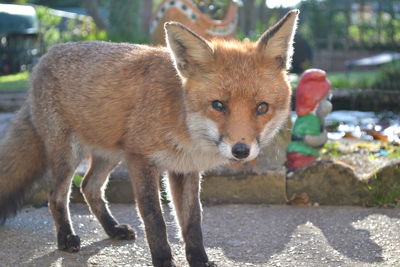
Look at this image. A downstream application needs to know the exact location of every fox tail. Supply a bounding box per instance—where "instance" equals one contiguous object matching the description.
[0,104,47,223]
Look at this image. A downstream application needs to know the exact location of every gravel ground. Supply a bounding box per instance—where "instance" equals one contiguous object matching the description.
[320,139,400,180]
[1,204,400,266]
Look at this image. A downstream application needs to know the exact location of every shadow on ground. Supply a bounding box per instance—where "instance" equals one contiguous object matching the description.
[1,204,400,266]
[203,205,398,265]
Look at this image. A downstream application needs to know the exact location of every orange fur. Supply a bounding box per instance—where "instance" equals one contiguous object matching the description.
[0,10,299,266]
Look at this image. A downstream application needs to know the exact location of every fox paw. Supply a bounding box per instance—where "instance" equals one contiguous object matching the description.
[190,261,217,267]
[57,234,80,253]
[109,224,136,240]
[154,258,179,267]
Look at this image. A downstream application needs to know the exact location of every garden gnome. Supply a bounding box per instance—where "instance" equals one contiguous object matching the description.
[286,69,332,170]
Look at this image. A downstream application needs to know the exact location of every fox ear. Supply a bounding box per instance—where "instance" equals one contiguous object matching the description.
[256,9,299,70]
[165,22,213,79]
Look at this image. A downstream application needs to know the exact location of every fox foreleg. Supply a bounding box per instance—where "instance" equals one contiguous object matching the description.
[126,154,177,267]
[168,172,215,267]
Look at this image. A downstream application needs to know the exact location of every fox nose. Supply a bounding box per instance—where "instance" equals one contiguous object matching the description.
[232,143,250,159]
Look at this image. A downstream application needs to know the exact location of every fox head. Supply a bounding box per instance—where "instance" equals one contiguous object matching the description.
[165,10,299,163]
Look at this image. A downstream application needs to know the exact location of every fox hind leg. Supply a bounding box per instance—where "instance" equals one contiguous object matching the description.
[48,141,82,252]
[81,154,135,240]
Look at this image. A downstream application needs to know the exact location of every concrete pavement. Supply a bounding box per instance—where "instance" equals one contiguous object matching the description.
[1,204,400,266]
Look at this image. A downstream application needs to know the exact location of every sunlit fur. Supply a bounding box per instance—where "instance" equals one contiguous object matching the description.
[151,113,229,173]
[0,11,299,264]
[164,10,299,168]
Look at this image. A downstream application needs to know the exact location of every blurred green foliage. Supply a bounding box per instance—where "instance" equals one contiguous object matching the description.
[107,0,148,43]
[0,0,28,3]
[0,71,29,91]
[236,0,399,51]
[324,61,400,90]
[373,60,400,90]
[291,65,400,90]
[36,6,107,52]
[31,0,149,44]
[327,71,379,89]
[236,21,268,41]
[290,71,382,90]
[299,0,400,50]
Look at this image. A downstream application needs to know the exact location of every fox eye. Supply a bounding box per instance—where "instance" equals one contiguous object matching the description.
[211,100,226,112]
[256,102,269,115]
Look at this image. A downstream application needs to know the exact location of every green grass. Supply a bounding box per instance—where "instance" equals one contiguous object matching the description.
[0,71,30,92]
[0,70,383,92]
[73,174,83,188]
[290,70,381,90]
[367,172,400,207]
[327,70,380,90]
[160,176,171,204]
[320,141,344,157]
[389,148,400,159]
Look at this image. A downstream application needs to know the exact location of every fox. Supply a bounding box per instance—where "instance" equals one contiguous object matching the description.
[0,10,298,267]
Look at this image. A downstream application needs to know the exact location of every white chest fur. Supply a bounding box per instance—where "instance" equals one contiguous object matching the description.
[150,140,228,173]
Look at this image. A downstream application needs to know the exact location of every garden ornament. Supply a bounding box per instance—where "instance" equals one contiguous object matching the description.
[150,0,238,45]
[286,69,332,171]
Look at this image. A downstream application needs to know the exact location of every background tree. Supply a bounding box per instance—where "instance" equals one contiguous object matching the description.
[107,0,151,43]
[83,0,108,30]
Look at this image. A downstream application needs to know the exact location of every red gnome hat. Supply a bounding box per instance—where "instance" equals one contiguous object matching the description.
[296,69,331,116]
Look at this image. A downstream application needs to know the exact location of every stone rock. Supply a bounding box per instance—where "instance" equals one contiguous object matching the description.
[201,171,286,205]
[286,160,369,205]
[27,158,400,207]
[287,160,400,206]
